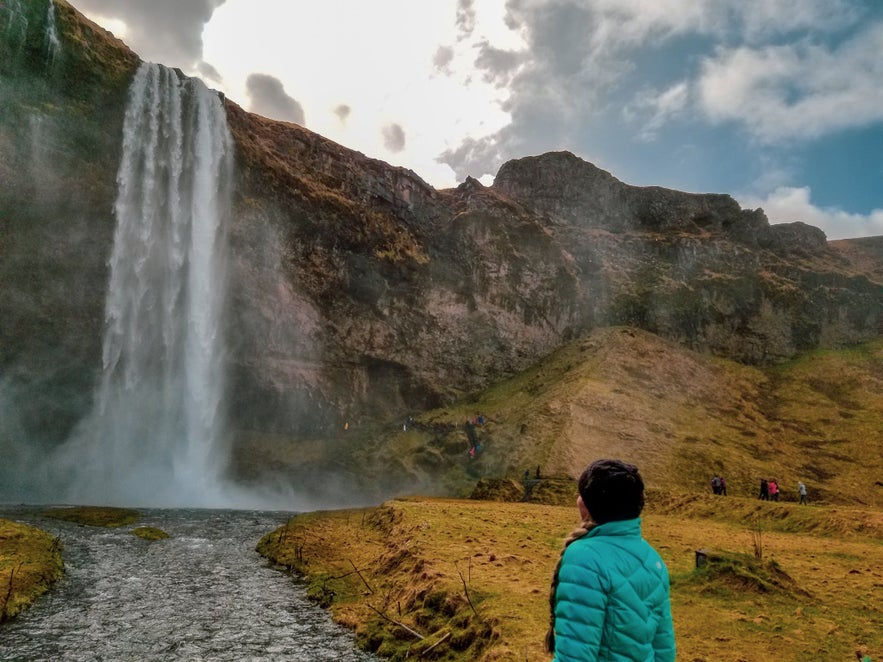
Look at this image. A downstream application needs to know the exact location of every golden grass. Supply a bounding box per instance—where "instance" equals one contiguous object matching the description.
[131,526,169,541]
[258,494,883,662]
[366,329,883,510]
[0,519,64,623]
[43,506,139,528]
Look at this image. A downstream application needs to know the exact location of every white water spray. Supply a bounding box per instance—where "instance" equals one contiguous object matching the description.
[57,63,235,507]
[43,0,60,68]
[2,0,28,60]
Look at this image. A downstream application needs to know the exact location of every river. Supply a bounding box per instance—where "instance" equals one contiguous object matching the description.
[0,507,379,661]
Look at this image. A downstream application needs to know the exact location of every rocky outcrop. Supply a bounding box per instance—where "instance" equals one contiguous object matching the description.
[1,0,881,474]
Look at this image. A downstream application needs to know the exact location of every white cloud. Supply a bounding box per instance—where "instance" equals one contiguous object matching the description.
[440,0,876,180]
[624,80,690,141]
[739,186,883,240]
[698,24,883,142]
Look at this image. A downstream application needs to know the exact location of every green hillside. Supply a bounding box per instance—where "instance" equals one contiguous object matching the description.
[348,327,883,507]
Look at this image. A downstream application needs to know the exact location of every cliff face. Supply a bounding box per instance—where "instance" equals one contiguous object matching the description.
[0,0,139,452]
[224,124,881,437]
[2,1,881,474]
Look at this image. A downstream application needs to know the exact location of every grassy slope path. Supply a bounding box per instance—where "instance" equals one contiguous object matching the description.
[258,495,883,661]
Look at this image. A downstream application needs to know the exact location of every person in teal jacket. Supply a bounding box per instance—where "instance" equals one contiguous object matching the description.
[546,459,675,661]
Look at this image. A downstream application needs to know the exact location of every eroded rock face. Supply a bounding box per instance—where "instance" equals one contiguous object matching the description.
[2,1,881,458]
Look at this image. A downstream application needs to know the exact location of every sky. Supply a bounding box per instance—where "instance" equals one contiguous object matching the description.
[68,0,883,240]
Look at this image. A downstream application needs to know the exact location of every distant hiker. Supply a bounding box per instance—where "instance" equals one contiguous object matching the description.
[720,476,727,496]
[476,413,485,425]
[524,469,531,483]
[464,420,479,456]
[536,465,542,479]
[711,476,721,495]
[798,481,808,505]
[769,480,779,502]
[546,459,675,661]
[759,479,769,500]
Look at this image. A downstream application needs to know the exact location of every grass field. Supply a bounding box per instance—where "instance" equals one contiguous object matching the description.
[258,493,883,661]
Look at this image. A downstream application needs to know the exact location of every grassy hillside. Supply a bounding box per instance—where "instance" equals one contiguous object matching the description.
[349,327,883,508]
[258,495,883,661]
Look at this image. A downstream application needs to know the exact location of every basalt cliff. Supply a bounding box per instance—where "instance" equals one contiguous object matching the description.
[2,1,881,500]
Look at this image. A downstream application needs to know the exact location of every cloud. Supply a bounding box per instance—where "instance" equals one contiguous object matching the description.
[728,0,861,41]
[433,45,455,72]
[382,123,406,153]
[196,61,223,85]
[474,42,522,86]
[623,80,690,141]
[698,24,883,142]
[245,73,305,125]
[70,0,226,70]
[456,0,476,39]
[334,104,351,123]
[438,0,876,181]
[740,186,883,239]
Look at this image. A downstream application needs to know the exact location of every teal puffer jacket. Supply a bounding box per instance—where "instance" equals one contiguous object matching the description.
[552,518,675,661]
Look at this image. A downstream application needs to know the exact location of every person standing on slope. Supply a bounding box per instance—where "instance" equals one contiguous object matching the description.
[546,459,675,661]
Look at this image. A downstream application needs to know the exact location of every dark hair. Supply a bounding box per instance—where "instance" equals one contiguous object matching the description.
[546,459,645,653]
[578,459,644,524]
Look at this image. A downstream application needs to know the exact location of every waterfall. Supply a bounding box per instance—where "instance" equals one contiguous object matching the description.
[43,0,60,68]
[57,62,235,507]
[2,0,28,62]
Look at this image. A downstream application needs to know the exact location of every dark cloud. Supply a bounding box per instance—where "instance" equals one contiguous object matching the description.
[438,136,502,182]
[474,42,521,86]
[439,2,613,181]
[433,45,455,72]
[456,0,476,39]
[382,123,406,153]
[196,61,223,85]
[70,0,225,70]
[245,74,305,125]
[334,104,351,123]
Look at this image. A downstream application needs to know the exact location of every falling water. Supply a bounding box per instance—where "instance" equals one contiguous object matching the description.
[56,63,235,507]
[2,0,28,61]
[43,0,60,67]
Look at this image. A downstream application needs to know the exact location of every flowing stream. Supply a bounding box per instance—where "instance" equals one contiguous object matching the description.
[0,508,379,661]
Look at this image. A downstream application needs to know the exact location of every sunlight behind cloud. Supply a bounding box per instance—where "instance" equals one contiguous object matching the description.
[202,0,516,187]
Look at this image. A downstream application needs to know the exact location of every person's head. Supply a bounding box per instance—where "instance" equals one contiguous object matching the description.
[577,459,645,524]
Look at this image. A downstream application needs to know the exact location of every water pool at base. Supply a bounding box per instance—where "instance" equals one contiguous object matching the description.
[0,507,379,661]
